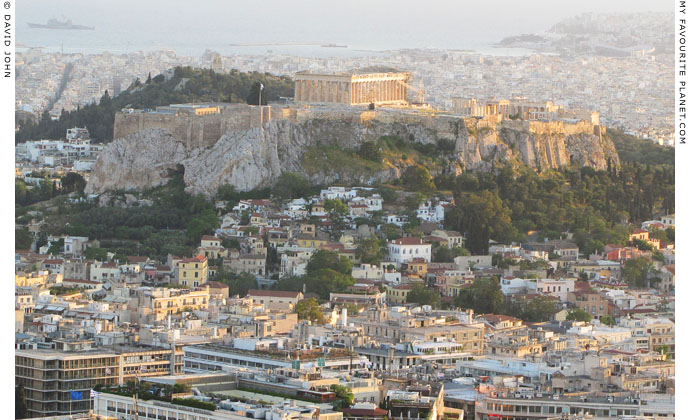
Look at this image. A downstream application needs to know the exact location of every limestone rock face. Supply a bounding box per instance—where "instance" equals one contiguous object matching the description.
[85,129,189,194]
[86,115,619,197]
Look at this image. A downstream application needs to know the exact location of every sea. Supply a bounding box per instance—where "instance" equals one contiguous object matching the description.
[14,1,560,59]
[16,27,535,59]
[15,0,669,59]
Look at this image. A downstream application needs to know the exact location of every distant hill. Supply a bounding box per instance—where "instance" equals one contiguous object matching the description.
[15,67,294,143]
[607,129,674,166]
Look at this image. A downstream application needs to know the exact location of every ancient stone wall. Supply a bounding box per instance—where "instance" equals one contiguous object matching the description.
[113,105,272,148]
[90,106,620,197]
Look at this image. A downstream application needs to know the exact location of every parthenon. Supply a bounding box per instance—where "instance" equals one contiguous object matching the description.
[294,69,411,106]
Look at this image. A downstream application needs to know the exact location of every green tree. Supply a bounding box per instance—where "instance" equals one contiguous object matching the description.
[15,228,33,250]
[656,344,670,358]
[246,81,268,105]
[324,199,348,215]
[455,277,504,314]
[600,315,616,327]
[406,283,441,308]
[84,247,109,261]
[521,295,559,322]
[330,385,354,410]
[47,238,64,255]
[356,237,384,265]
[295,298,326,324]
[622,258,654,288]
[380,224,402,240]
[376,187,397,203]
[215,269,258,297]
[401,166,436,194]
[566,308,593,322]
[632,238,654,252]
[343,303,361,316]
[666,227,675,243]
[432,246,470,262]
[273,173,311,201]
[358,141,383,162]
[60,172,86,194]
[216,184,240,207]
[305,269,355,299]
[185,207,219,244]
[16,384,28,419]
[648,228,669,243]
[307,250,353,275]
[447,190,515,254]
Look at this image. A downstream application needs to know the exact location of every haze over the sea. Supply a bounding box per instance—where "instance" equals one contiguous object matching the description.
[18,0,672,56]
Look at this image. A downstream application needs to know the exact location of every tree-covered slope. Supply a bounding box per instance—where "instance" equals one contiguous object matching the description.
[607,128,675,165]
[15,67,294,143]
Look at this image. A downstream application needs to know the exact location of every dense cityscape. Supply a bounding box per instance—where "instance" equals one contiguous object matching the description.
[13,7,675,420]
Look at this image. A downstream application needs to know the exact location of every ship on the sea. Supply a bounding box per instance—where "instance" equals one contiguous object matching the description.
[27,18,95,30]
[320,44,347,48]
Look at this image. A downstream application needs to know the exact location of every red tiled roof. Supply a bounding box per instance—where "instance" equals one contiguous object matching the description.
[179,255,207,264]
[389,237,428,246]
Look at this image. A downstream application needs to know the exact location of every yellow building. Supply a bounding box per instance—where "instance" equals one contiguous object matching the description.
[176,255,208,287]
[403,258,428,277]
[15,272,52,287]
[147,286,210,322]
[297,234,329,249]
[386,284,415,305]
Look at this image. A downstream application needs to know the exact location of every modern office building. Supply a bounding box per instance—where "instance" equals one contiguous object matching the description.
[15,346,183,418]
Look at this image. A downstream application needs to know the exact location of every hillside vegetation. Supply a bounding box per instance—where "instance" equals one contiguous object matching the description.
[15,67,294,143]
[607,128,675,165]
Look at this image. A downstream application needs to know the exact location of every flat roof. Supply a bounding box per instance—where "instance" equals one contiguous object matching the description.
[213,389,334,410]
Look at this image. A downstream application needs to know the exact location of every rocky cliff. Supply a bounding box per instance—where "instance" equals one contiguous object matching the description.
[85,110,619,197]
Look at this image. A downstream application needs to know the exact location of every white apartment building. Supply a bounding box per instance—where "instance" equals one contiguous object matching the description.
[387,238,431,265]
[320,186,357,201]
[530,278,575,302]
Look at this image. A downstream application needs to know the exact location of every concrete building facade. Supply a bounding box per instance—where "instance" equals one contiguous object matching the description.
[15,346,183,418]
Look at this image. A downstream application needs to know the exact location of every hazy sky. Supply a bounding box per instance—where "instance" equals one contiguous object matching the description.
[17,0,674,53]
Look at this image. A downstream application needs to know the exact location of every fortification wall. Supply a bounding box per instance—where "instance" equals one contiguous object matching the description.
[113,105,603,152]
[113,105,272,148]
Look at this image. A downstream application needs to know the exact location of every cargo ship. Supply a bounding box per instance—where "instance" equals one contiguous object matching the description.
[27,18,95,30]
[320,44,347,48]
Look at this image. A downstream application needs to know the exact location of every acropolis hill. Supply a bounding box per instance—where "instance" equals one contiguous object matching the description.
[87,101,619,197]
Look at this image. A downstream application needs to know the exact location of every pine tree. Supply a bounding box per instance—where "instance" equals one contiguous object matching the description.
[15,384,28,419]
